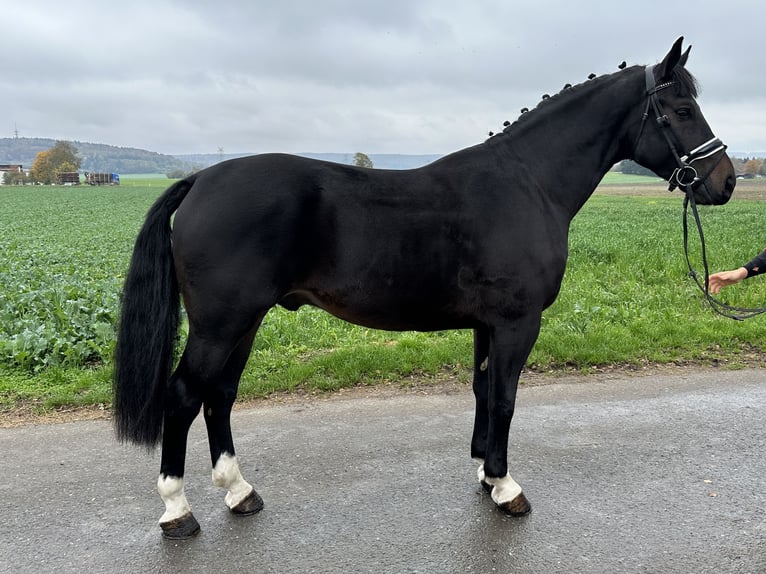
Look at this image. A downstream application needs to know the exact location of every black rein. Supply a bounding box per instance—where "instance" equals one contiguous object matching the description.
[682,191,766,321]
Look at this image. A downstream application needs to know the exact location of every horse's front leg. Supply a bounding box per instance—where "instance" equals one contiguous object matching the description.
[478,317,541,516]
[471,326,490,460]
[157,368,203,539]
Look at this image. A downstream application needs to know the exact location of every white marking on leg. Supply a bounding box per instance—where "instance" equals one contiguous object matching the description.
[475,460,486,483]
[484,473,523,506]
[157,475,191,524]
[212,452,254,509]
[476,459,523,505]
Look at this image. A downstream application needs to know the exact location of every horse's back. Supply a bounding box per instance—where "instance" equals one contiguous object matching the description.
[172,152,469,270]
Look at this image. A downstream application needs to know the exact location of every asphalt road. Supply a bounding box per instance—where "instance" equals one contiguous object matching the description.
[2,369,766,574]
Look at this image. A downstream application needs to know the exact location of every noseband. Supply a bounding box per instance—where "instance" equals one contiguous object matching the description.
[634,67,766,320]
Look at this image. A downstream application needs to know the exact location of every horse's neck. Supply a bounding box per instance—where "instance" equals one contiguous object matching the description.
[497,70,644,217]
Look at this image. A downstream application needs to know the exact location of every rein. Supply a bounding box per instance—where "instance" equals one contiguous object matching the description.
[682,191,766,320]
[640,65,766,320]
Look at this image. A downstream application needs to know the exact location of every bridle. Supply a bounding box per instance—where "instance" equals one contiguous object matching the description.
[634,66,727,196]
[636,65,766,320]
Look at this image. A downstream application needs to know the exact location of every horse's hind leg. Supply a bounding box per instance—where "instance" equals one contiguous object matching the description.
[156,320,262,538]
[204,327,264,516]
[157,358,204,539]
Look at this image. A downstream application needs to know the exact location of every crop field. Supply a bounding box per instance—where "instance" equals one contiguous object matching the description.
[2,174,766,412]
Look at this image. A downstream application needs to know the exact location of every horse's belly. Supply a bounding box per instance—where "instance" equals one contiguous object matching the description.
[278,288,475,332]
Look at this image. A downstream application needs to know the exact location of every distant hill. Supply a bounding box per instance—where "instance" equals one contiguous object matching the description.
[174,152,444,170]
[0,138,443,173]
[0,138,191,174]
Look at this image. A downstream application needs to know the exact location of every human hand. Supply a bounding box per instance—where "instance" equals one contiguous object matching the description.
[707,267,748,294]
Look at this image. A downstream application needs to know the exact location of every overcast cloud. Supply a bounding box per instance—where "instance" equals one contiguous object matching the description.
[3,0,765,156]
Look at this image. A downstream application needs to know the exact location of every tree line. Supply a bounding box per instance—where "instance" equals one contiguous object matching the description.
[620,157,766,178]
[0,137,190,178]
[3,141,82,185]
[164,152,375,180]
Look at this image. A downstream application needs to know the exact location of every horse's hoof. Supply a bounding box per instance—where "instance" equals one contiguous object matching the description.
[230,488,264,516]
[498,492,532,517]
[160,512,201,539]
[481,480,531,516]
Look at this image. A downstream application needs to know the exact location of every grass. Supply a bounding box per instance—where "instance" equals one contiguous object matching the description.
[2,175,766,414]
[118,174,178,187]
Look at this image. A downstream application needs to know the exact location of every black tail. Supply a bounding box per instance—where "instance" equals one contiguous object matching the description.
[113,177,195,447]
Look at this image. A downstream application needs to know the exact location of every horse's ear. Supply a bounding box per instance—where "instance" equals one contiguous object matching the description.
[657,37,685,81]
[679,45,692,68]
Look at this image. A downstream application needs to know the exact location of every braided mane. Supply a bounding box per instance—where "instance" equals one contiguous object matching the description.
[486,63,699,142]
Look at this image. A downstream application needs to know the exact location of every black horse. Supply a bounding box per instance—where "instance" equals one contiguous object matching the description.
[114,38,735,538]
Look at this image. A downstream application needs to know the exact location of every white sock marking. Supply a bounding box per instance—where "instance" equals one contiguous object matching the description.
[212,452,254,509]
[485,473,523,505]
[157,475,191,524]
[476,462,523,505]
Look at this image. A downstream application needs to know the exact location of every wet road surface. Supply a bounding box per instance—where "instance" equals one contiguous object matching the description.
[2,369,766,573]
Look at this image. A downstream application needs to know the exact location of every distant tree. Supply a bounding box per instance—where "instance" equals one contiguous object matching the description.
[618,160,657,177]
[166,167,200,179]
[166,169,187,179]
[353,152,374,169]
[30,150,54,184]
[48,141,81,171]
[730,156,746,175]
[760,159,766,177]
[2,170,27,185]
[744,158,762,176]
[57,161,77,175]
[29,141,82,184]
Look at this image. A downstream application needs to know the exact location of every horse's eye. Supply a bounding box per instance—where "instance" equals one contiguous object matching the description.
[676,107,692,120]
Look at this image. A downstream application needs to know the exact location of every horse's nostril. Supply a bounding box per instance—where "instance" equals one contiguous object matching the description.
[725,175,736,195]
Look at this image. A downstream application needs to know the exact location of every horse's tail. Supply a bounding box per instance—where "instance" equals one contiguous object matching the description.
[113,176,196,447]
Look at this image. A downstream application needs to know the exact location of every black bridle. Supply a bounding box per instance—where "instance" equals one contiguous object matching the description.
[637,66,766,320]
[635,66,727,196]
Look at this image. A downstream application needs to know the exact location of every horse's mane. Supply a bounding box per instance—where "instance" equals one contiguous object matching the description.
[671,66,699,98]
[486,64,700,142]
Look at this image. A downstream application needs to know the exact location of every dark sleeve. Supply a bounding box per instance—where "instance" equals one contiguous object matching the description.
[744,248,766,277]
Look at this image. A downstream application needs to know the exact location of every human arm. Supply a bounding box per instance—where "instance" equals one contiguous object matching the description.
[708,248,766,294]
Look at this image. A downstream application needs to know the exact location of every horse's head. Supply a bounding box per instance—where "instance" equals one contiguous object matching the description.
[632,37,735,205]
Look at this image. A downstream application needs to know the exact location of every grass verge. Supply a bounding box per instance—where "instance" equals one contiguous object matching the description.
[2,177,766,415]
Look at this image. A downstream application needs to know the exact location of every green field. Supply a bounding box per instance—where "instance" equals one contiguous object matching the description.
[117,174,175,187]
[2,174,766,414]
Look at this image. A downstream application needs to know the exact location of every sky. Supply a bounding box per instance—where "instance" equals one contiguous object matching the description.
[3,0,765,157]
